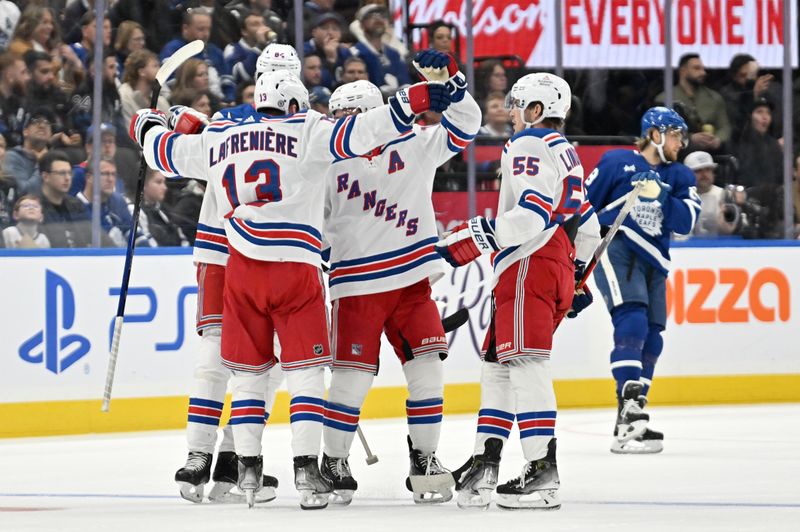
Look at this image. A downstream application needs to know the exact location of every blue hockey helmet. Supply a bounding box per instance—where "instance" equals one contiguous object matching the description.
[640,106,688,139]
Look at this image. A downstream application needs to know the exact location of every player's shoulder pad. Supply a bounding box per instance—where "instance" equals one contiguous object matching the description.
[508,127,569,154]
[600,148,641,164]
[663,161,697,187]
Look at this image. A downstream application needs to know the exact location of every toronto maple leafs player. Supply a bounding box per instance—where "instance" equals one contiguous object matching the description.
[130,69,453,509]
[436,73,600,510]
[319,50,480,505]
[585,106,701,454]
[171,43,302,504]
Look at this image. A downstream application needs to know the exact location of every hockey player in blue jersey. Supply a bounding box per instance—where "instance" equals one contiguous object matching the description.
[585,106,701,454]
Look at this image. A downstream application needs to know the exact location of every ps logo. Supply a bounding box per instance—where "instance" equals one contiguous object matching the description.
[19,270,91,374]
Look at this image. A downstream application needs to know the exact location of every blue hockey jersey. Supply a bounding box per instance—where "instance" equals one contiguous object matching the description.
[586,149,701,274]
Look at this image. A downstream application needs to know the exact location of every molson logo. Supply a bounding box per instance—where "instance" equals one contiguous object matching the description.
[666,268,790,324]
[407,0,545,63]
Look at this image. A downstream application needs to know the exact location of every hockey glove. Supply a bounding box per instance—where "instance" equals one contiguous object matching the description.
[568,260,593,318]
[412,50,467,102]
[436,216,499,268]
[168,105,209,134]
[566,285,593,319]
[390,82,452,126]
[631,170,672,204]
[129,108,168,147]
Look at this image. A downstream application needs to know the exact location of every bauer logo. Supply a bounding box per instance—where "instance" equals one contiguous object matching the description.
[18,270,91,374]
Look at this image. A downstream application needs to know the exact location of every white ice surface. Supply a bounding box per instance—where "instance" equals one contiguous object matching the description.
[1,404,799,532]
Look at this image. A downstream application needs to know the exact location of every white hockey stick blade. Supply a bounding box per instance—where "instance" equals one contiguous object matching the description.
[156,39,204,85]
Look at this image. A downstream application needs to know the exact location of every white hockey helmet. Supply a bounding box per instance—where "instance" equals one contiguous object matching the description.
[254,70,309,113]
[329,80,383,115]
[256,43,301,78]
[505,73,571,127]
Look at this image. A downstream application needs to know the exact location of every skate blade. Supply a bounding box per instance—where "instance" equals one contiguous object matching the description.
[329,490,354,506]
[208,482,277,504]
[177,481,205,503]
[617,420,648,443]
[496,489,561,510]
[244,488,255,508]
[299,489,330,510]
[610,439,664,454]
[408,472,456,494]
[413,487,453,504]
[456,488,492,509]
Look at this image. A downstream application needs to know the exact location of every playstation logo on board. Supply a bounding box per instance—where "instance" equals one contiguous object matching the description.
[19,270,91,374]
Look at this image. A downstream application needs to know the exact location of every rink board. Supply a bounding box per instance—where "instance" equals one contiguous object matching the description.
[1,242,799,437]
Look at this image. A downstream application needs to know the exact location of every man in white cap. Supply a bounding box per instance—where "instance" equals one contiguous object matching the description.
[684,151,735,236]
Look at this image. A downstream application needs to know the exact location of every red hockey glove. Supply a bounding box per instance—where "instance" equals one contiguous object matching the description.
[129,108,168,147]
[435,216,499,268]
[168,105,209,134]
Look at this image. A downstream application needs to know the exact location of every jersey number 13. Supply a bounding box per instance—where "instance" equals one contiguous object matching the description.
[221,159,283,209]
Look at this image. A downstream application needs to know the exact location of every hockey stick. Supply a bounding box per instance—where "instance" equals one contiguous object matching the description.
[357,426,379,465]
[101,40,205,412]
[354,307,469,465]
[575,180,645,290]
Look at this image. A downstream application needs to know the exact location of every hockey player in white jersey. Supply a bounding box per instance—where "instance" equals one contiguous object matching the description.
[320,49,481,505]
[172,43,301,504]
[437,73,600,510]
[130,70,453,509]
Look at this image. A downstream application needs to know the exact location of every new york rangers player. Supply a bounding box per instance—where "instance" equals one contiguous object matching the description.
[171,43,302,504]
[130,69,453,509]
[437,73,600,510]
[319,50,481,505]
[586,106,701,454]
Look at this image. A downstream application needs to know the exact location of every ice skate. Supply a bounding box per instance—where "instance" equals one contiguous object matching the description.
[611,427,664,454]
[496,438,561,510]
[405,436,454,504]
[294,455,332,510]
[616,381,649,443]
[455,437,502,510]
[174,451,212,503]
[237,455,263,508]
[207,451,278,503]
[320,454,357,505]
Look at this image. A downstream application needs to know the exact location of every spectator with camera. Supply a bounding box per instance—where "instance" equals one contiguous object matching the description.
[720,54,781,141]
[684,151,736,237]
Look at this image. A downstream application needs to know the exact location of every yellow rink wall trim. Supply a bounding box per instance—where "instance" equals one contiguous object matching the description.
[2,374,799,438]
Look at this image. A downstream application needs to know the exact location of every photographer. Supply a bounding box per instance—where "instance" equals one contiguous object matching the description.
[684,151,737,237]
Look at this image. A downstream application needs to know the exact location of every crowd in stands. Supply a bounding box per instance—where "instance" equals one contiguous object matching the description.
[0,0,798,249]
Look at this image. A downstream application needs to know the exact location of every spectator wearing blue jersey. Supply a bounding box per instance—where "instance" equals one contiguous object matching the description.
[77,157,146,248]
[69,13,111,70]
[304,12,351,90]
[350,5,410,98]
[160,8,234,103]
[586,106,701,455]
[224,10,271,87]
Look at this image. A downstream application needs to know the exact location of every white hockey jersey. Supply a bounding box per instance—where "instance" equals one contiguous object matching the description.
[491,128,600,282]
[324,92,481,300]
[193,188,229,266]
[141,106,416,267]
